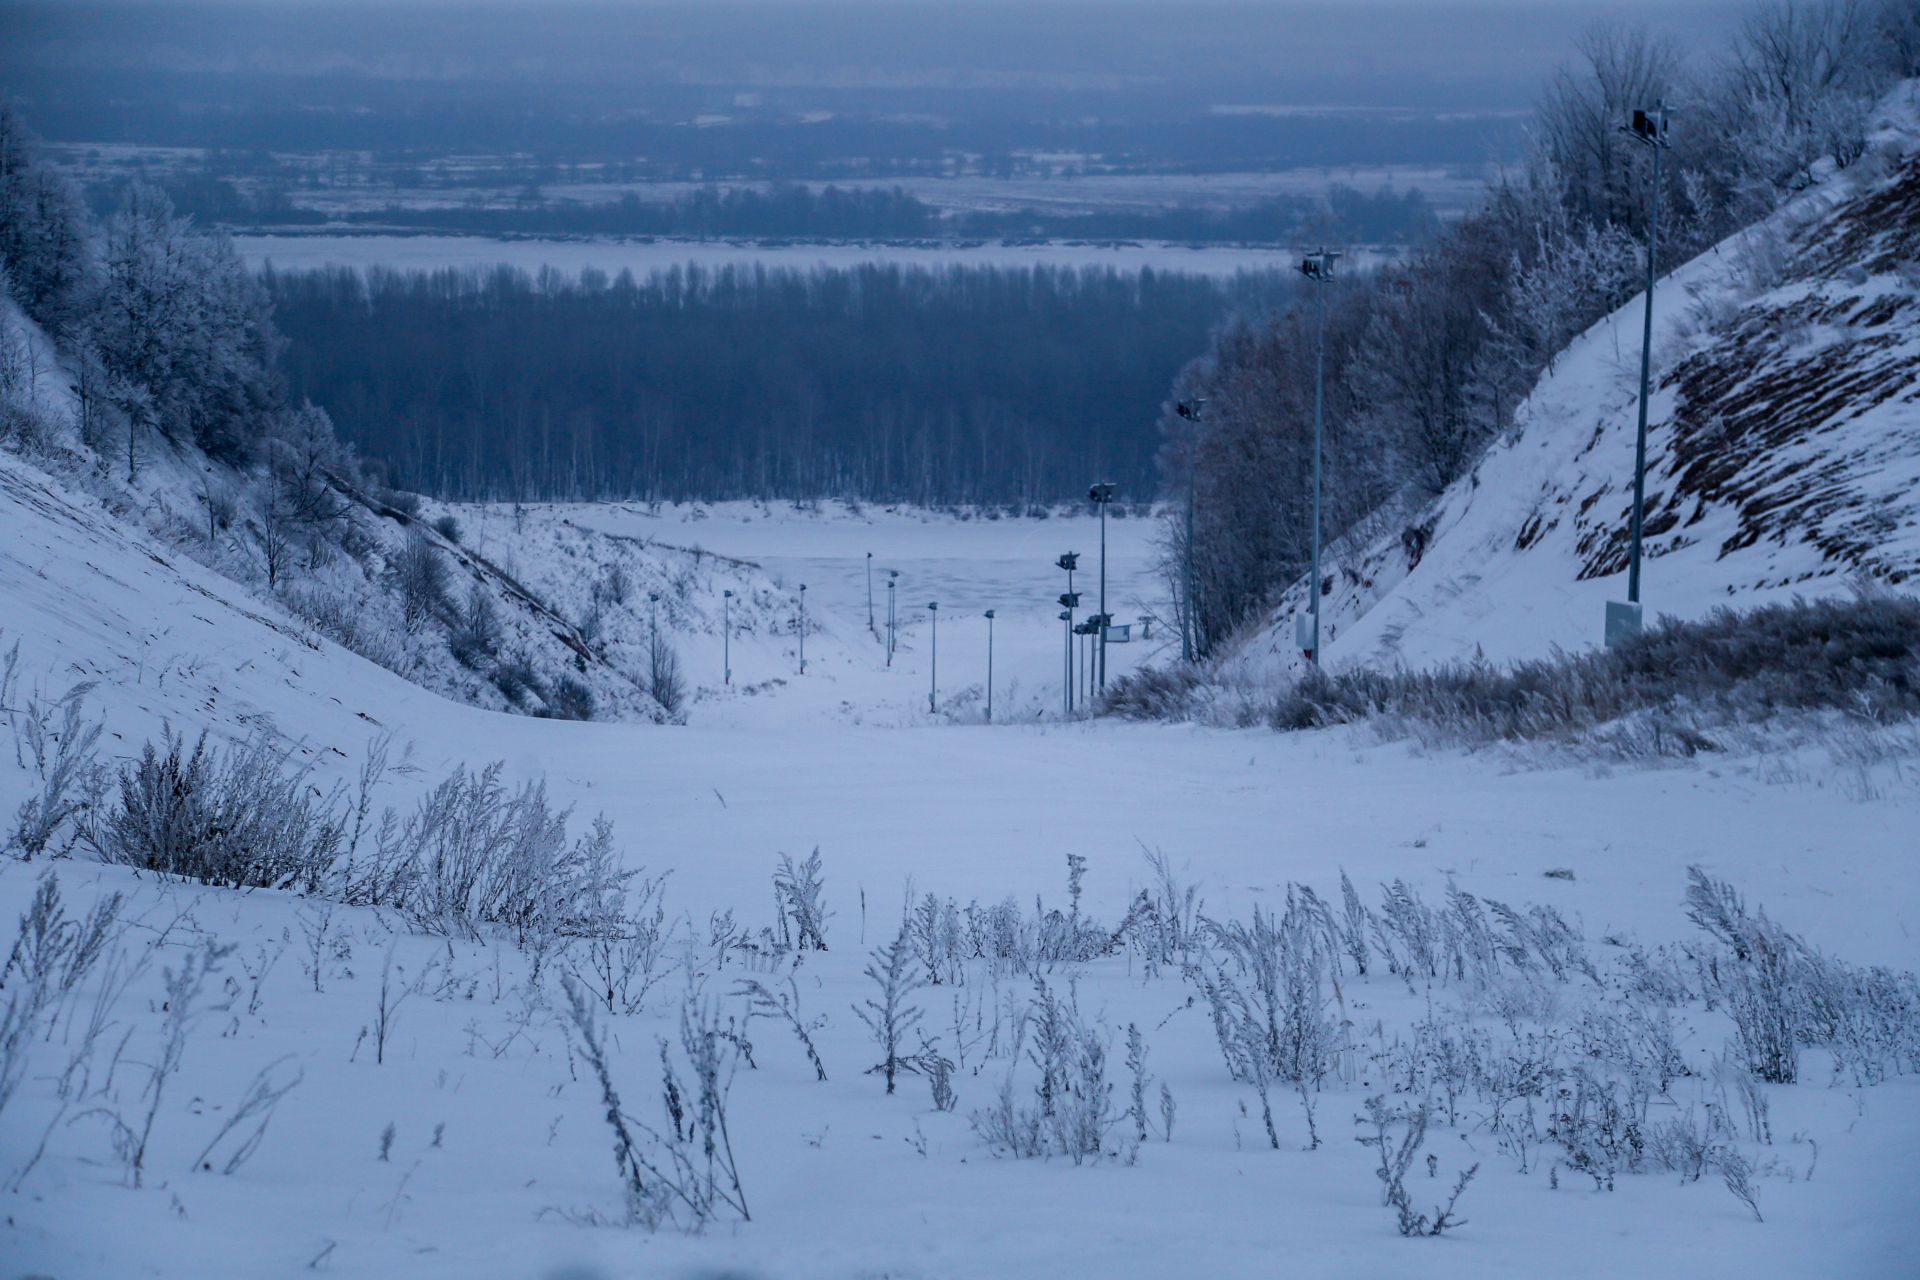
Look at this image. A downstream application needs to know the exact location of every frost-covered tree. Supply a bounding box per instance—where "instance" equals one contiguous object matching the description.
[92,184,280,464]
[0,103,91,338]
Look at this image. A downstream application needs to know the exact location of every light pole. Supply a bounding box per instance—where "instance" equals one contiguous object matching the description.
[1611,101,1672,647]
[866,552,874,636]
[1056,552,1080,716]
[984,609,995,722]
[797,583,808,675]
[1298,249,1340,666]
[886,570,898,667]
[1058,608,1073,714]
[927,601,939,713]
[1174,400,1204,662]
[1088,481,1115,690]
[721,588,733,685]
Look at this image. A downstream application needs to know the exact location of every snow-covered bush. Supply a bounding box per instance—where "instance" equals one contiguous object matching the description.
[1190,901,1339,1149]
[560,976,751,1231]
[772,849,829,952]
[1266,596,1920,748]
[1,642,106,860]
[970,977,1120,1164]
[97,730,345,892]
[854,922,925,1095]
[1357,1095,1477,1236]
[367,764,628,943]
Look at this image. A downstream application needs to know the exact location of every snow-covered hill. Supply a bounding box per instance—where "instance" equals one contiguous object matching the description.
[1236,83,1920,680]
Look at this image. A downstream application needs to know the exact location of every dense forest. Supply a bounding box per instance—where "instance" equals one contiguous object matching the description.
[266,262,1292,504]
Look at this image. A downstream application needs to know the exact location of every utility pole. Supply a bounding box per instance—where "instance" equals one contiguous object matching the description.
[927,602,939,713]
[1611,101,1672,647]
[797,583,808,675]
[866,552,874,635]
[1298,249,1340,666]
[1088,481,1115,690]
[1174,400,1204,662]
[721,588,733,685]
[984,609,995,722]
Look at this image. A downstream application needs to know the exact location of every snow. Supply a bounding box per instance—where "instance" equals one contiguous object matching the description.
[460,500,1174,728]
[3,436,1919,1277]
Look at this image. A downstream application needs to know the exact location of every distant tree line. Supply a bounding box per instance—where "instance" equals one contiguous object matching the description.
[161,176,1438,247]
[1166,0,1920,656]
[264,262,1293,505]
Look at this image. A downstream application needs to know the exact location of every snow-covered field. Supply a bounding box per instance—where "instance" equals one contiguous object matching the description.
[3,456,1917,1278]
[235,234,1397,280]
[465,500,1174,727]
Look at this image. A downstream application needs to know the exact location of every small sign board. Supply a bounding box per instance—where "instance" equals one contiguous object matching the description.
[1295,612,1316,650]
[1605,600,1643,648]
[1103,623,1131,644]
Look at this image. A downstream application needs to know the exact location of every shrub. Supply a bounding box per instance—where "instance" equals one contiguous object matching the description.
[542,675,596,722]
[97,730,344,891]
[969,978,1119,1164]
[371,763,628,942]
[646,625,685,717]
[1101,663,1206,722]
[431,514,462,543]
[1267,596,1920,747]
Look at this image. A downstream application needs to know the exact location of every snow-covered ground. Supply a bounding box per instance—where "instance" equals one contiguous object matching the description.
[4,445,1918,1277]
[461,500,1175,727]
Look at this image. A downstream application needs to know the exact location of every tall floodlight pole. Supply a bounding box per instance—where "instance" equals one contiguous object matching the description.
[866,552,874,635]
[927,602,939,713]
[1611,101,1672,647]
[1088,481,1115,690]
[1058,609,1073,715]
[797,583,808,675]
[1174,400,1205,662]
[1056,552,1080,716]
[886,570,898,667]
[721,589,733,685]
[1297,249,1340,665]
[984,609,995,723]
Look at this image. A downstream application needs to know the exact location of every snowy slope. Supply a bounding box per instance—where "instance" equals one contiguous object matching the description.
[5,434,1920,1279]
[1236,83,1920,679]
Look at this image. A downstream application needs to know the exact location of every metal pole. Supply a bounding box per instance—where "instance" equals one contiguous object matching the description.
[1310,268,1325,666]
[1184,464,1195,662]
[798,584,807,675]
[722,590,732,685]
[985,610,994,722]
[866,552,874,633]
[1066,564,1075,715]
[1062,611,1072,717]
[928,603,938,713]
[1628,139,1662,607]
[886,573,896,667]
[1098,492,1108,691]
